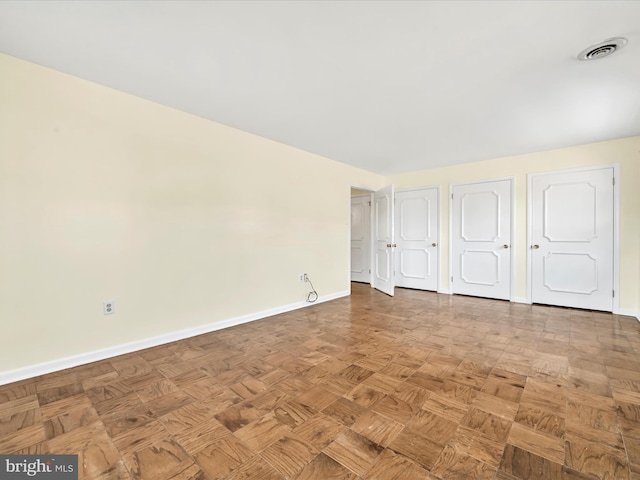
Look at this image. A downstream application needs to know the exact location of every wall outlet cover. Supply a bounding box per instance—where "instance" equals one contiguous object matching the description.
[103,300,115,315]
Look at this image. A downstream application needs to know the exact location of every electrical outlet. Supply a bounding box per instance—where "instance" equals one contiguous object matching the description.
[103,300,115,315]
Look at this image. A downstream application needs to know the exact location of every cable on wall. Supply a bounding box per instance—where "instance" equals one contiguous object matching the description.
[305,274,318,303]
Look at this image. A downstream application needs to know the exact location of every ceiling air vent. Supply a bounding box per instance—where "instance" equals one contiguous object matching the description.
[578,37,627,61]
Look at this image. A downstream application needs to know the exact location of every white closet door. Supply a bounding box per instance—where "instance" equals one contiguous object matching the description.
[530,167,614,311]
[451,179,512,300]
[394,188,439,291]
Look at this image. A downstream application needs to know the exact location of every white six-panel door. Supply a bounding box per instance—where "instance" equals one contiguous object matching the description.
[350,195,371,283]
[373,185,395,296]
[394,188,439,291]
[451,179,512,300]
[530,167,614,311]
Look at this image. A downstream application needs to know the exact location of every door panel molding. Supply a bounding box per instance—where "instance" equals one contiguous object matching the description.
[542,252,598,295]
[543,181,597,242]
[399,248,430,279]
[399,196,430,241]
[460,191,500,242]
[460,249,500,286]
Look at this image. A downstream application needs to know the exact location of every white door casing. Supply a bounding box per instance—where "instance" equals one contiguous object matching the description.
[530,167,614,311]
[451,179,513,300]
[350,195,371,283]
[373,185,395,296]
[394,188,439,291]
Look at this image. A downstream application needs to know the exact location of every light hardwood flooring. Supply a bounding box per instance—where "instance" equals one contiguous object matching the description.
[1,283,640,479]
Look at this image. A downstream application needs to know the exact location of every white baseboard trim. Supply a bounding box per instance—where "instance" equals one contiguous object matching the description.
[617,308,640,321]
[437,289,452,295]
[512,297,531,304]
[0,290,349,386]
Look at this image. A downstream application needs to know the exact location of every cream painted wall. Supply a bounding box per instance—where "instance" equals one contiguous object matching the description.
[388,137,640,314]
[1,52,638,379]
[0,54,384,374]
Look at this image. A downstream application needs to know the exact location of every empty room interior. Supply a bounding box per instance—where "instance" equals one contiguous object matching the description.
[1,1,640,479]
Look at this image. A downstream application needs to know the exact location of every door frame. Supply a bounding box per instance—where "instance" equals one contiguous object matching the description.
[350,186,374,289]
[448,176,516,301]
[350,185,441,294]
[350,193,372,285]
[526,164,620,313]
[395,186,441,293]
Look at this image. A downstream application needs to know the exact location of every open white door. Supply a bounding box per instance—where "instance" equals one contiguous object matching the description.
[373,185,395,296]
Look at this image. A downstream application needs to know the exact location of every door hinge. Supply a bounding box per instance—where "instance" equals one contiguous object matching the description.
[369,269,371,274]
[451,193,453,200]
[368,201,372,206]
[612,290,615,298]
[451,276,454,282]
[612,177,615,186]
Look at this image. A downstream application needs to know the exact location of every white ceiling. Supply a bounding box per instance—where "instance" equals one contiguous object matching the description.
[1,1,639,175]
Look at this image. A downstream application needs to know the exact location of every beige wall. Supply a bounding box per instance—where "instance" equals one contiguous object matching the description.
[1,52,638,379]
[389,137,640,313]
[0,54,384,373]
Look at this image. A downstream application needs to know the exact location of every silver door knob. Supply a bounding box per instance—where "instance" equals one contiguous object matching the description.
[532,244,539,249]
[386,243,392,248]
[432,243,437,247]
[503,244,509,249]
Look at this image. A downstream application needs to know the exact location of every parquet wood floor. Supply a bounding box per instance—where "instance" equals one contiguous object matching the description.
[2,283,640,479]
